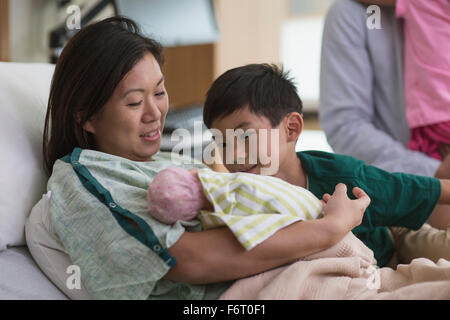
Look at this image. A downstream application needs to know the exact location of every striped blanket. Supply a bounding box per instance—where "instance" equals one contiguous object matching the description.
[196,169,323,250]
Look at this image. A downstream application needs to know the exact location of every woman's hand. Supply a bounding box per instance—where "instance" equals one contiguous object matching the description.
[320,183,371,237]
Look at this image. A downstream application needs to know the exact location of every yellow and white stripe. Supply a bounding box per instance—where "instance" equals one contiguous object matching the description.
[197,169,323,250]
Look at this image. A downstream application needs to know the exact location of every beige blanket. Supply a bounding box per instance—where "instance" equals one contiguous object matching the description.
[219,232,450,300]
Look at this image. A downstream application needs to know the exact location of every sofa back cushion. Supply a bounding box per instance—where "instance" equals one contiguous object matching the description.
[0,62,55,250]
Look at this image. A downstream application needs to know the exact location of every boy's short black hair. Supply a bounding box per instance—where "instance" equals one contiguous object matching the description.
[203,63,303,128]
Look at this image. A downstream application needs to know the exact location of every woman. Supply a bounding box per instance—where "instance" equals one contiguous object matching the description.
[43,16,369,299]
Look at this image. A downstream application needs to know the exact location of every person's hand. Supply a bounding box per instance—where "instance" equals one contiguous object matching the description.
[435,145,450,179]
[320,183,371,236]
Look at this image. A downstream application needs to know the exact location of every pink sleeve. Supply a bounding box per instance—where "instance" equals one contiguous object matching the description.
[396,0,407,18]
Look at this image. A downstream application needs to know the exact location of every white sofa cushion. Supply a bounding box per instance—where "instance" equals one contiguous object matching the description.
[0,62,55,249]
[25,192,91,299]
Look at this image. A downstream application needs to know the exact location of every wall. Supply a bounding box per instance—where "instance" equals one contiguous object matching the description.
[166,0,289,108]
[281,0,334,112]
[213,0,288,78]
[0,0,9,61]
[8,0,114,63]
[9,0,58,62]
[4,0,292,109]
[162,44,214,110]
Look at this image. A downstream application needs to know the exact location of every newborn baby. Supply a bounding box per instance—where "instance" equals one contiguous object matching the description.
[147,167,213,224]
[147,167,323,250]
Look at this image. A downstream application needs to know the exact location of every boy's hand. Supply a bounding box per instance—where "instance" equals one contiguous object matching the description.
[320,183,371,236]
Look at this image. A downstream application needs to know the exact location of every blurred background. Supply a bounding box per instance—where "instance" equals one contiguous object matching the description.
[0,0,334,153]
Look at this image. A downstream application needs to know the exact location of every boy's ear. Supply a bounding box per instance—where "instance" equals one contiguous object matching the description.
[285,112,303,142]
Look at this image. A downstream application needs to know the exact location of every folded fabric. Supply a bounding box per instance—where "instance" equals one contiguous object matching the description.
[220,232,450,300]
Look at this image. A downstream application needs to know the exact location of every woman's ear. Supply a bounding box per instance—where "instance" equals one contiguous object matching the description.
[82,119,96,134]
[76,112,96,134]
[285,112,303,142]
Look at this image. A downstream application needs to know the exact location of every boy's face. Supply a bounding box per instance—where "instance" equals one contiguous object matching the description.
[210,107,291,176]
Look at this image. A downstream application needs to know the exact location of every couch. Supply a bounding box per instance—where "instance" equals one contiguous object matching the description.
[0,62,90,299]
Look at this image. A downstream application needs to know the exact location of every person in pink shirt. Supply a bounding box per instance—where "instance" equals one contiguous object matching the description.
[397,0,450,160]
[358,0,450,160]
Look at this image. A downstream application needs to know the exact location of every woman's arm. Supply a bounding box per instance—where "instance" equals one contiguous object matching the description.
[166,219,336,284]
[165,184,370,284]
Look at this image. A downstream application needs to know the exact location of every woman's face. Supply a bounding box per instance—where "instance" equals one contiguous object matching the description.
[84,53,168,161]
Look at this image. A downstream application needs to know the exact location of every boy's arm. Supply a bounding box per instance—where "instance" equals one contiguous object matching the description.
[435,155,450,179]
[438,180,450,204]
[429,180,450,230]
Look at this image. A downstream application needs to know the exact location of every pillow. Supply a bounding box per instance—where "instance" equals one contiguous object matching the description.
[0,62,54,249]
[25,192,92,299]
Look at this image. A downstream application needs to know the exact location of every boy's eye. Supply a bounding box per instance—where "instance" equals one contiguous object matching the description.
[127,100,142,107]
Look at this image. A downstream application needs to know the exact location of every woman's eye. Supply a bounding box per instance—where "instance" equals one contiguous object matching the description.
[155,91,166,97]
[127,100,142,107]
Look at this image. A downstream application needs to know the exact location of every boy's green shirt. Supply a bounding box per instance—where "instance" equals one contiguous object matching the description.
[297,150,441,267]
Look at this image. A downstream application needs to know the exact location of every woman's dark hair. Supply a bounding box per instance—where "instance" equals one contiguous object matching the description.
[203,63,303,129]
[43,16,164,175]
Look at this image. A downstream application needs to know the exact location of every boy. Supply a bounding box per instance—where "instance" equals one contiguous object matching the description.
[203,63,450,267]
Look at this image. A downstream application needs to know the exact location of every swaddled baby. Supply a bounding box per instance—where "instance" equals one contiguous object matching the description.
[147,167,323,250]
[147,167,213,224]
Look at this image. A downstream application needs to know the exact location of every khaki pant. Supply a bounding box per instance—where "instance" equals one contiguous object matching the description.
[386,223,450,268]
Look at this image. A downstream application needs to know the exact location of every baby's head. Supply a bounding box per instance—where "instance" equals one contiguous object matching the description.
[147,167,206,224]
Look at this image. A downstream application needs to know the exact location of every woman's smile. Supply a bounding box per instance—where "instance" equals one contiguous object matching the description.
[140,129,161,141]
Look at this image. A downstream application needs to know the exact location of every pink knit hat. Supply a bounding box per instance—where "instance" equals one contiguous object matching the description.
[147,167,204,224]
